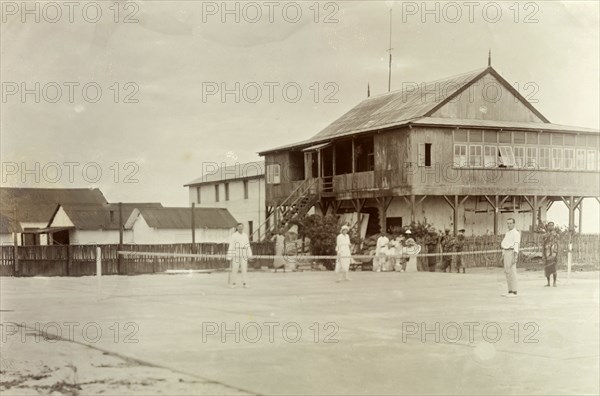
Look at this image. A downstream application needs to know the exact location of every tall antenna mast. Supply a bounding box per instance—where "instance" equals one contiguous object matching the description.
[387,8,393,92]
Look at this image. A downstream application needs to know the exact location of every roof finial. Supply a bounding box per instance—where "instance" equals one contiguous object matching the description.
[367,83,371,98]
[488,49,491,67]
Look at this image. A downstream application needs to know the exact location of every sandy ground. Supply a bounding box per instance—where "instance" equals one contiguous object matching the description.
[1,268,598,395]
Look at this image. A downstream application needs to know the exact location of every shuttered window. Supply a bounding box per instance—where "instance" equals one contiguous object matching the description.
[552,148,563,169]
[514,146,526,168]
[564,149,575,170]
[539,148,551,169]
[498,146,515,167]
[526,147,538,169]
[266,164,281,184]
[587,150,597,171]
[483,145,497,168]
[576,149,586,170]
[453,144,467,167]
[469,145,482,167]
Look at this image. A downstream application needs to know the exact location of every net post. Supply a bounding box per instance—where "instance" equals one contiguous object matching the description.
[567,241,572,283]
[96,245,102,298]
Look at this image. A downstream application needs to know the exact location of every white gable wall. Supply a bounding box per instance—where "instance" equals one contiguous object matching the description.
[50,207,74,227]
[131,214,233,244]
[431,74,545,123]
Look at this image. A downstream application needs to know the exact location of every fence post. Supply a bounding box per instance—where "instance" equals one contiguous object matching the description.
[12,205,19,276]
[118,202,123,275]
[96,246,102,277]
[66,245,72,276]
[96,246,102,296]
[567,238,572,283]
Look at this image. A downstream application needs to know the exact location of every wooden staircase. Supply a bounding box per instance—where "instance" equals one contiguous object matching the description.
[253,179,319,241]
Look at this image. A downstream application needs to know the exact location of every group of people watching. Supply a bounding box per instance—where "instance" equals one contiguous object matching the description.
[373,227,466,273]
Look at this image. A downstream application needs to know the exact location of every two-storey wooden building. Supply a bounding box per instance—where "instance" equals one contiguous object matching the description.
[258,66,600,237]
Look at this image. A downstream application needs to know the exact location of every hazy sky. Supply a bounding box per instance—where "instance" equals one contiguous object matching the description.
[1,0,599,229]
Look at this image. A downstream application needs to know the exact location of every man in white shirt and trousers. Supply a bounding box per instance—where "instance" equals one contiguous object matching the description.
[227,223,253,288]
[501,218,521,297]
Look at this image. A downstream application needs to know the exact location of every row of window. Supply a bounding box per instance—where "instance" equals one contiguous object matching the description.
[453,144,599,170]
[196,180,250,203]
[454,129,600,147]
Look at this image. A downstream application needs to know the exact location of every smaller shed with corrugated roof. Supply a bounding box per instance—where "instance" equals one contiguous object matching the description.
[124,207,238,244]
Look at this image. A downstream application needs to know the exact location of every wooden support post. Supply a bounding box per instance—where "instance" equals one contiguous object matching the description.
[332,144,336,176]
[579,199,583,233]
[376,197,393,233]
[494,195,499,235]
[410,195,416,224]
[191,203,196,245]
[483,195,500,235]
[317,150,322,178]
[118,202,123,275]
[442,195,466,235]
[351,138,356,174]
[12,206,19,276]
[66,245,72,276]
[331,200,342,215]
[531,195,537,230]
[453,196,459,235]
[568,195,575,232]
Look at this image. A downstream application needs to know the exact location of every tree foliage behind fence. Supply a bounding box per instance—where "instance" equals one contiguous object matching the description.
[0,233,597,277]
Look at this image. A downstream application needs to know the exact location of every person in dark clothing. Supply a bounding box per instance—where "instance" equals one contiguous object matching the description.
[455,229,466,273]
[542,222,559,287]
[440,229,455,272]
[425,227,439,272]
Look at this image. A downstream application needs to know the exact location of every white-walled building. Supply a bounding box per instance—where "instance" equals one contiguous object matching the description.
[184,161,265,240]
[124,207,237,244]
[46,203,163,245]
[0,187,108,245]
[0,213,21,246]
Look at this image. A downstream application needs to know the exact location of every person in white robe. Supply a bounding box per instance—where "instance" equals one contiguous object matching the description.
[335,225,352,282]
[403,238,421,272]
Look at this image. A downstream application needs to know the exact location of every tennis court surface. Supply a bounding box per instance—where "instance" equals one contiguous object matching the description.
[1,268,598,395]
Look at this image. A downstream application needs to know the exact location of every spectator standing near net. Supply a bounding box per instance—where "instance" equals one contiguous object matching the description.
[440,229,454,273]
[227,223,253,288]
[335,225,352,282]
[542,222,559,287]
[501,218,521,297]
[455,229,466,273]
[403,238,421,272]
[271,227,286,272]
[425,227,440,272]
[374,233,389,272]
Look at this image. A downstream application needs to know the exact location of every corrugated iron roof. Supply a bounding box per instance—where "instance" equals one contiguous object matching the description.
[258,66,598,155]
[54,202,163,230]
[0,212,21,233]
[314,67,488,140]
[0,188,108,223]
[136,207,237,229]
[258,68,489,154]
[184,160,264,186]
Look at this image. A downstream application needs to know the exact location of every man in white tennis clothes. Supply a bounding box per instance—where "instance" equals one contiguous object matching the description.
[501,218,521,297]
[227,223,253,288]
